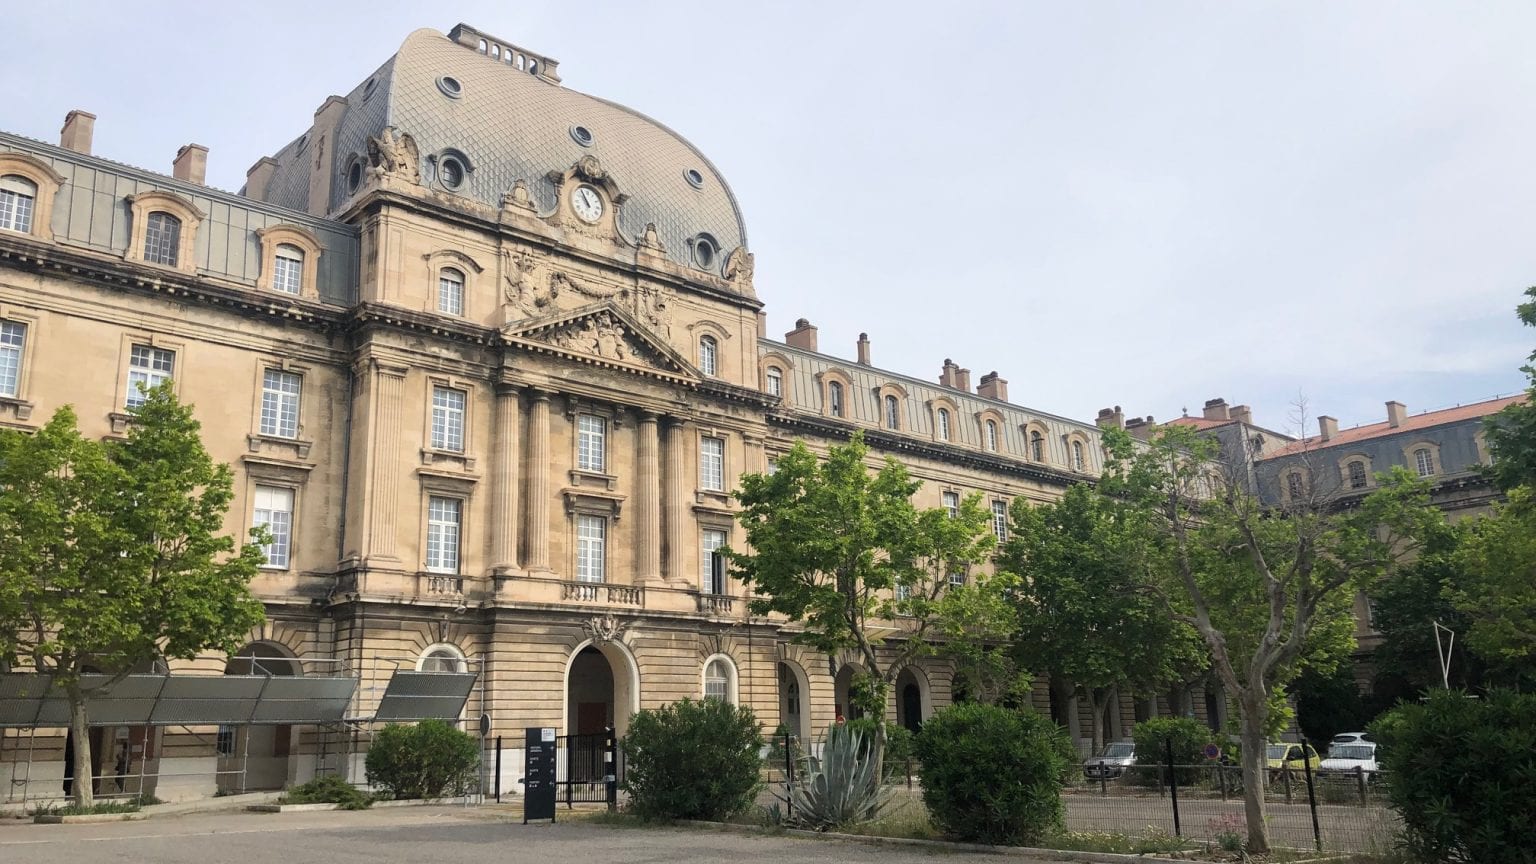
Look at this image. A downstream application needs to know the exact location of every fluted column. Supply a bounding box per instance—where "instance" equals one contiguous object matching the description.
[635,410,663,585]
[364,360,408,561]
[663,417,691,586]
[490,382,521,574]
[525,390,553,573]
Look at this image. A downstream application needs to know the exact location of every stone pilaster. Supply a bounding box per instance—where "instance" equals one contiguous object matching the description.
[490,382,521,574]
[525,389,553,573]
[361,359,408,563]
[663,416,691,587]
[635,410,662,584]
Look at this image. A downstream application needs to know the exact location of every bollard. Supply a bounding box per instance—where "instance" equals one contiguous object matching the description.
[1098,761,1108,797]
[495,736,502,803]
[1356,765,1367,806]
[1165,738,1181,838]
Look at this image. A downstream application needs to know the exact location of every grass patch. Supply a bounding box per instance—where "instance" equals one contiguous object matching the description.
[278,775,373,810]
[30,799,142,816]
[1047,826,1189,854]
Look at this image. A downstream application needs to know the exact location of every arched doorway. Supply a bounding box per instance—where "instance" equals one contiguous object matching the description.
[895,666,929,733]
[776,661,810,743]
[833,663,869,722]
[563,640,638,739]
[220,642,300,792]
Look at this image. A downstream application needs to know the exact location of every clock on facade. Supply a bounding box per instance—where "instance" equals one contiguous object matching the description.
[571,185,604,222]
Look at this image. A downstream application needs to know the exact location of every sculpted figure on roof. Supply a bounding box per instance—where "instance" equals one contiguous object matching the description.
[366,126,421,185]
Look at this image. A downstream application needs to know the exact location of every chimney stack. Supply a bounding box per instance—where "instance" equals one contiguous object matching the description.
[1230,404,1252,425]
[1125,415,1157,441]
[977,371,1009,402]
[1386,400,1407,428]
[59,110,96,155]
[856,332,871,365]
[244,156,278,202]
[939,359,960,389]
[173,144,208,185]
[785,318,818,352]
[955,367,971,393]
[1096,405,1126,430]
[1318,416,1338,441]
[1202,398,1231,421]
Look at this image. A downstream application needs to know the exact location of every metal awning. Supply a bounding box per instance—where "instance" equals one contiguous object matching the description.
[0,673,357,728]
[367,671,477,722]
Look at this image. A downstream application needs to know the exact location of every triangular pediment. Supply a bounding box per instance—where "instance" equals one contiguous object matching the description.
[500,302,701,382]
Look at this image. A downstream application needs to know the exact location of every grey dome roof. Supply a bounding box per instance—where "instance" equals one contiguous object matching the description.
[260,27,747,275]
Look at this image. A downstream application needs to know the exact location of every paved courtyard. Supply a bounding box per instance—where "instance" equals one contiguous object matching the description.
[0,806,1054,864]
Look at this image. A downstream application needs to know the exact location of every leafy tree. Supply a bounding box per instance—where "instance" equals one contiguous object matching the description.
[998,483,1206,754]
[1451,488,1536,686]
[0,386,267,807]
[1482,286,1536,492]
[1294,663,1368,746]
[1368,520,1484,699]
[727,433,1014,756]
[1109,425,1441,854]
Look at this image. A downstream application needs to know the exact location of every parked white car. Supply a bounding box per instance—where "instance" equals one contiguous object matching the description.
[1082,742,1136,780]
[1320,740,1380,780]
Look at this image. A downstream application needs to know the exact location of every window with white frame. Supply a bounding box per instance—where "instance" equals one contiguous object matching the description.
[0,320,25,398]
[698,335,718,376]
[425,496,462,574]
[1072,439,1085,471]
[985,420,999,452]
[126,344,174,408]
[895,582,912,602]
[704,658,733,703]
[991,499,1009,541]
[0,175,37,234]
[431,386,466,452]
[1414,448,1434,477]
[577,413,606,472]
[259,369,301,438]
[766,456,779,476]
[700,435,725,491]
[702,528,728,594]
[576,514,606,582]
[1030,430,1045,462]
[937,408,951,441]
[143,212,182,266]
[438,267,465,316]
[1347,460,1368,490]
[942,491,960,519]
[272,244,304,294]
[252,485,294,569]
[828,381,844,417]
[948,571,966,587]
[419,646,468,673]
[765,366,782,397]
[884,394,900,430]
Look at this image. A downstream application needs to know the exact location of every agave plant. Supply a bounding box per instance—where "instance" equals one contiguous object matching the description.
[788,723,892,829]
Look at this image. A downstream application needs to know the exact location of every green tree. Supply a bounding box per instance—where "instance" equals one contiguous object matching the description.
[1368,520,1484,700]
[997,483,1206,754]
[1482,286,1536,492]
[1109,425,1440,854]
[1451,488,1536,686]
[727,433,1014,751]
[0,386,267,807]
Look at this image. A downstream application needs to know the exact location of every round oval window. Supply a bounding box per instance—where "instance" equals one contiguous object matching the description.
[694,240,715,270]
[347,160,363,192]
[439,157,465,189]
[436,76,462,98]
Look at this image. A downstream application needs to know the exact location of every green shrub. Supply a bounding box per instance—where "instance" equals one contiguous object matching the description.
[788,722,891,829]
[1131,717,1213,786]
[916,703,1065,846]
[843,717,917,779]
[365,719,479,801]
[1370,689,1536,864]
[620,698,763,821]
[282,774,373,809]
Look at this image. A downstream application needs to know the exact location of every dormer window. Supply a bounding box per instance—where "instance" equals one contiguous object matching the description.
[1414,448,1434,477]
[884,394,901,430]
[143,212,182,266]
[0,175,37,234]
[1287,472,1304,500]
[765,366,782,397]
[828,381,845,417]
[438,267,465,316]
[985,420,999,452]
[937,408,951,441]
[272,245,304,294]
[1348,460,1368,489]
[1072,440,1085,471]
[1030,430,1045,462]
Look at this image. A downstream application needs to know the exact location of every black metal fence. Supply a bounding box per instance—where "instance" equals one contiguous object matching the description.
[555,729,620,809]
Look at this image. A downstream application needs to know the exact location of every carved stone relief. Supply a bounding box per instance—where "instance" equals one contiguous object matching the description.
[582,612,627,644]
[366,126,420,185]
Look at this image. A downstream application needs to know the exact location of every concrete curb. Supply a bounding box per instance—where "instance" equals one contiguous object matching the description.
[32,811,149,824]
[248,796,472,813]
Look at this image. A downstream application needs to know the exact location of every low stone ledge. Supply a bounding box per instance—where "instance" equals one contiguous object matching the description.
[32,811,149,824]
[248,796,471,814]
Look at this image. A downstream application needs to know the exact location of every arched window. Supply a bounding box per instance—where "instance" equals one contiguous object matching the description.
[828,381,844,417]
[703,656,736,704]
[143,212,182,266]
[765,366,782,397]
[0,175,37,234]
[272,244,304,294]
[936,408,951,441]
[1414,448,1434,477]
[1072,440,1085,471]
[699,335,718,376]
[885,394,900,430]
[1286,472,1304,500]
[417,644,468,673]
[1348,461,1368,489]
[1030,430,1045,462]
[985,420,999,452]
[438,267,465,315]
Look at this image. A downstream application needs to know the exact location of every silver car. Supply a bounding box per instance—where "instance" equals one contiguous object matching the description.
[1083,742,1136,780]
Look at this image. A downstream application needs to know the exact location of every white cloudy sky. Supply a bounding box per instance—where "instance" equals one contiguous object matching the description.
[5,1,1532,435]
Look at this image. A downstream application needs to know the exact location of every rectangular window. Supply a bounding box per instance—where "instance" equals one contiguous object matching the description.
[438,270,465,315]
[259,369,302,438]
[143,212,180,266]
[126,344,175,408]
[702,528,728,594]
[992,499,1009,541]
[577,413,606,472]
[700,436,725,491]
[766,456,779,476]
[272,251,303,294]
[1415,449,1434,477]
[431,386,466,452]
[425,496,462,574]
[942,491,960,519]
[0,180,35,234]
[948,571,966,587]
[576,514,606,583]
[895,583,912,602]
[765,368,782,397]
[0,320,25,398]
[253,485,294,569]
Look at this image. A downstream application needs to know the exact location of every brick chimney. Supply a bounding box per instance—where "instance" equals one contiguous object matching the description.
[1125,415,1157,441]
[173,144,208,185]
[1318,416,1338,441]
[785,318,818,352]
[856,332,871,365]
[244,157,278,202]
[939,359,960,389]
[977,371,1009,402]
[1230,404,1252,425]
[1096,405,1126,430]
[59,110,96,155]
[955,367,971,393]
[1203,398,1230,421]
[1386,400,1407,428]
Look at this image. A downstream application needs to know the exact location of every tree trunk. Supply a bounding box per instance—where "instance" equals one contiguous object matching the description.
[1237,693,1271,855]
[67,686,94,809]
[1085,688,1108,756]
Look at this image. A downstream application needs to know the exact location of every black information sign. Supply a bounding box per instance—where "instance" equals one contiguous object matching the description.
[523,727,557,823]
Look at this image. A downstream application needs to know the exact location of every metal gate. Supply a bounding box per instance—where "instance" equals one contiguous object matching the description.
[555,729,619,809]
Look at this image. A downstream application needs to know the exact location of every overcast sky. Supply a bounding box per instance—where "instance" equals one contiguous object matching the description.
[5,1,1532,435]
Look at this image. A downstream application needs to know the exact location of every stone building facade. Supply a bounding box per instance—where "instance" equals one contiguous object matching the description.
[2,23,1207,800]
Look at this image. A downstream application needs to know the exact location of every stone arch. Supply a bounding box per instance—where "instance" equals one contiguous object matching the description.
[775,658,812,742]
[0,151,65,241]
[221,640,302,792]
[833,661,871,722]
[700,652,740,704]
[563,638,640,738]
[894,664,932,732]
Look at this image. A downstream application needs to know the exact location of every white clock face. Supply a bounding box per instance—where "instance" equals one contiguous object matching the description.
[572,185,604,223]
